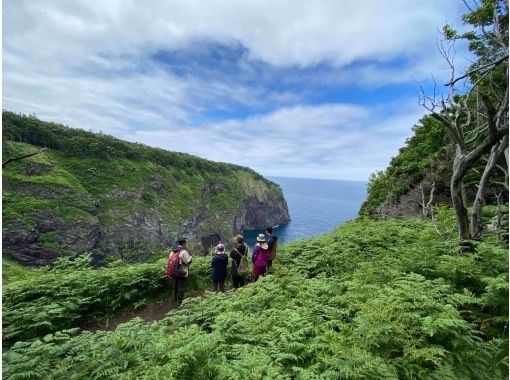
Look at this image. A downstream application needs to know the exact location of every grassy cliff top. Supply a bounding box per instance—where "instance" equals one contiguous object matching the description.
[2,111,278,189]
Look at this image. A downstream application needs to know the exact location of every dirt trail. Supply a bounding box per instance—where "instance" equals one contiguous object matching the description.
[82,299,179,332]
[82,283,242,333]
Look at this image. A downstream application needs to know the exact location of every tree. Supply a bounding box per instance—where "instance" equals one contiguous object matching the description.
[420,0,508,241]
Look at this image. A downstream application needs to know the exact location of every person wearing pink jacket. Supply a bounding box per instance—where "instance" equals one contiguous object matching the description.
[252,234,270,281]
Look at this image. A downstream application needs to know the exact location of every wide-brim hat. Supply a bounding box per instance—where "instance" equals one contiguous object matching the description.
[256,233,266,242]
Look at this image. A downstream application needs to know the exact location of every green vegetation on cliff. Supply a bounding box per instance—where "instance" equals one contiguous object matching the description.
[2,111,289,265]
[359,115,451,216]
[3,215,508,379]
[2,111,270,183]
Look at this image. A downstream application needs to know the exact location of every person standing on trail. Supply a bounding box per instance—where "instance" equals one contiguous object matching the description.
[211,243,228,292]
[174,238,192,305]
[265,226,278,273]
[252,234,270,281]
[230,234,249,288]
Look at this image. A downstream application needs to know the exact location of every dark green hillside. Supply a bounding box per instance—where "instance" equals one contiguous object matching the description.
[360,113,507,220]
[2,111,271,183]
[359,115,452,218]
[2,112,290,266]
[3,216,508,379]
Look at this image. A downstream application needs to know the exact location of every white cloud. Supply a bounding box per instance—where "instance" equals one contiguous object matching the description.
[4,0,463,68]
[2,1,466,180]
[118,102,427,181]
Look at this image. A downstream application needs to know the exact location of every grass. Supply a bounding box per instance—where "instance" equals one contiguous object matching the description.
[3,137,287,262]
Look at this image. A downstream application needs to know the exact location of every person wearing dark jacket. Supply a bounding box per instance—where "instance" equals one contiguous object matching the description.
[211,243,228,292]
[266,226,278,273]
[230,234,249,288]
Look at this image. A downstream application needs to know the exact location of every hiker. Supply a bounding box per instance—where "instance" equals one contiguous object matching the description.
[230,234,249,288]
[266,226,279,273]
[252,233,270,281]
[211,243,228,292]
[172,238,193,305]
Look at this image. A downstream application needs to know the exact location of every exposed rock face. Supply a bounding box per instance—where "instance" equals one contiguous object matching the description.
[234,191,291,233]
[101,208,175,263]
[372,181,450,219]
[3,213,100,266]
[3,176,290,266]
[201,234,221,255]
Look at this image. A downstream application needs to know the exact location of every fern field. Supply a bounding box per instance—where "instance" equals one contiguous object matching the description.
[3,218,508,379]
[2,255,213,347]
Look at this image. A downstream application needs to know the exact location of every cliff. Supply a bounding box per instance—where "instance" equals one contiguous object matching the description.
[2,112,290,266]
[359,114,507,220]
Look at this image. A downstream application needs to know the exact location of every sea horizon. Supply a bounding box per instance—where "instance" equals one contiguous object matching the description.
[245,176,367,247]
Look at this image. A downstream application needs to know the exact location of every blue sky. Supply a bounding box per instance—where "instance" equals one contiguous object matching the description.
[3,1,470,180]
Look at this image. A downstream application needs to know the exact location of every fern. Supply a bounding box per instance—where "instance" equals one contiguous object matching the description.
[3,218,508,379]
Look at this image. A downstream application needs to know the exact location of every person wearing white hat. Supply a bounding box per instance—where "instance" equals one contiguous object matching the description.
[252,233,270,281]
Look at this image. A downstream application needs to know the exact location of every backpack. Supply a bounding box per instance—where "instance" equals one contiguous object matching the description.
[165,251,186,279]
[233,244,249,276]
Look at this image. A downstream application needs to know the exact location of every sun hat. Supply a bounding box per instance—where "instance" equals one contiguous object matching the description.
[256,234,266,242]
[216,243,225,251]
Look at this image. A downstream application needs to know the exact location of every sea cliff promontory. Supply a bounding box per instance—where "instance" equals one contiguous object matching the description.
[2,111,290,266]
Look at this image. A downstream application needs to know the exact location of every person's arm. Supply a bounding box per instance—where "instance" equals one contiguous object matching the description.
[230,249,239,260]
[181,250,192,266]
[252,245,259,263]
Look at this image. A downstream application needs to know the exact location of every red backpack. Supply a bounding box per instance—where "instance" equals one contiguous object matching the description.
[165,251,185,279]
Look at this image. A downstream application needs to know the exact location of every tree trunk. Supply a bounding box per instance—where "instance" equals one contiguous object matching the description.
[419,181,436,218]
[495,192,503,241]
[451,150,471,240]
[470,136,509,239]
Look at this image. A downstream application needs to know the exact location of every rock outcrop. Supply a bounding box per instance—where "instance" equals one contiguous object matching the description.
[3,143,290,266]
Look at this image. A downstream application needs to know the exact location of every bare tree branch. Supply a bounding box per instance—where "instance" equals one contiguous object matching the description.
[445,54,509,87]
[2,149,47,168]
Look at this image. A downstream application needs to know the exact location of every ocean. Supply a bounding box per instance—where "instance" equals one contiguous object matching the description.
[244,176,367,247]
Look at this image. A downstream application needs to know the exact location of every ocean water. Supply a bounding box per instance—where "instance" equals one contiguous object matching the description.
[244,176,367,247]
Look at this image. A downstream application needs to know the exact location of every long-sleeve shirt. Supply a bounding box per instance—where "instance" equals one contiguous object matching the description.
[252,244,269,267]
[179,249,193,277]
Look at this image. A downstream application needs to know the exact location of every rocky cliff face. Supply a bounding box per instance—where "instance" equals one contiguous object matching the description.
[234,193,290,233]
[3,142,290,266]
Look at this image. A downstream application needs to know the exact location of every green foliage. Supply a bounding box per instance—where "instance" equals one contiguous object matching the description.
[2,259,45,285]
[3,218,507,379]
[3,112,285,264]
[52,253,94,271]
[2,111,276,188]
[360,115,451,216]
[2,256,213,347]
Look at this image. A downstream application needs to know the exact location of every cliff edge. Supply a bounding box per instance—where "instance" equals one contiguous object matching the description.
[2,112,290,265]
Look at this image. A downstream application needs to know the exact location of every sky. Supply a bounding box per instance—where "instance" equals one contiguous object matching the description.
[3,1,471,181]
